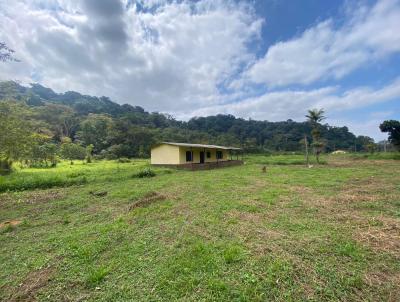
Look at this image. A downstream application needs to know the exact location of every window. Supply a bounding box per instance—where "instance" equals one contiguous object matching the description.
[186,151,192,162]
[216,150,223,159]
[206,151,211,158]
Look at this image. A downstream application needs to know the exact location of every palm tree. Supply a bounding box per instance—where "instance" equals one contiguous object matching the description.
[306,108,325,125]
[306,108,326,163]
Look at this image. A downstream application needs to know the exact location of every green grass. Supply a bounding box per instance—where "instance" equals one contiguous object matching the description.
[247,153,327,165]
[348,152,400,160]
[0,154,399,301]
[0,160,164,192]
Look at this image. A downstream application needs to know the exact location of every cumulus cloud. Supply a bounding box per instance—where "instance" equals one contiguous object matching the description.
[245,0,400,88]
[181,78,400,123]
[0,0,399,140]
[0,0,262,111]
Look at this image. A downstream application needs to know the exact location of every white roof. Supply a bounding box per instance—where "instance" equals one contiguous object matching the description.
[158,142,241,150]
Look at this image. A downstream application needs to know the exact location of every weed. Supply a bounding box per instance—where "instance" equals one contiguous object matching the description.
[133,168,156,178]
[223,244,245,264]
[85,267,109,287]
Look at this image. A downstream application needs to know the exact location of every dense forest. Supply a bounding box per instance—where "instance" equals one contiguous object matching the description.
[0,81,380,166]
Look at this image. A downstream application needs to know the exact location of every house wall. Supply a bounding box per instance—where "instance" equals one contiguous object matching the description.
[178,147,229,164]
[150,144,180,165]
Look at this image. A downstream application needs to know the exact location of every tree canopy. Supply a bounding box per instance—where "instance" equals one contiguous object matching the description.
[380,120,400,151]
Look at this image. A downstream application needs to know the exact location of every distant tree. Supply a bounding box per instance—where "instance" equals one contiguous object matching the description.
[355,135,376,152]
[76,114,114,153]
[36,104,79,140]
[30,138,58,167]
[60,142,86,164]
[0,42,19,62]
[380,120,400,151]
[0,101,34,173]
[306,108,326,163]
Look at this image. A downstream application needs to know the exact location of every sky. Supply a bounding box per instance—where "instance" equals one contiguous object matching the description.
[0,0,399,141]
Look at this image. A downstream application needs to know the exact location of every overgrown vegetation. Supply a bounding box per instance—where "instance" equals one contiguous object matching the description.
[133,168,156,178]
[1,155,399,301]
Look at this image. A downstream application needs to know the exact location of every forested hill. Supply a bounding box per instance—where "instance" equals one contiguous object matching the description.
[0,81,373,158]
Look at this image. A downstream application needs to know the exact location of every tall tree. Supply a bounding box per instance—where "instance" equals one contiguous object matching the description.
[380,120,400,151]
[306,108,326,163]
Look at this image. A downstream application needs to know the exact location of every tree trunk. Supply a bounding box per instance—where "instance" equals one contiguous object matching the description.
[304,135,309,166]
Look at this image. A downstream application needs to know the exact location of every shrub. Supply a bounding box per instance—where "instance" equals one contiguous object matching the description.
[133,168,156,178]
[60,142,86,164]
[223,245,245,264]
[117,157,131,163]
[85,266,109,287]
[0,159,13,175]
[0,176,88,193]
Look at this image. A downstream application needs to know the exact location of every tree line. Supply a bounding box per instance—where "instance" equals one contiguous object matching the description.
[0,81,398,173]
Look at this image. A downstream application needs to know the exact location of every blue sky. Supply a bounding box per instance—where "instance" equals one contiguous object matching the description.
[0,0,399,140]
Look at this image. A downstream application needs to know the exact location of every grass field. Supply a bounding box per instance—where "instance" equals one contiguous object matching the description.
[1,154,399,301]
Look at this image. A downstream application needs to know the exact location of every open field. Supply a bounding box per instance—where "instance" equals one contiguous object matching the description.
[1,155,399,301]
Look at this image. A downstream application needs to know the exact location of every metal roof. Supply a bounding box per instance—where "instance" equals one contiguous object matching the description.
[158,142,241,150]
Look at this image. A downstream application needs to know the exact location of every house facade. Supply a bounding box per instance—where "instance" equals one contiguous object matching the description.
[151,142,242,169]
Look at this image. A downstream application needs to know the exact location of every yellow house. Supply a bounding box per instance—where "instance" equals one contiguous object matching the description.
[151,142,243,169]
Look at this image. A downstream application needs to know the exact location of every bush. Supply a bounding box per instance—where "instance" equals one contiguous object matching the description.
[0,159,13,175]
[0,176,88,193]
[117,157,131,163]
[133,168,156,178]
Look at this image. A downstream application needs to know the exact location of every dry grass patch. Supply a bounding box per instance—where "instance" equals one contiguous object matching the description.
[355,217,400,258]
[129,191,167,210]
[0,219,22,229]
[9,266,55,302]
[291,175,400,258]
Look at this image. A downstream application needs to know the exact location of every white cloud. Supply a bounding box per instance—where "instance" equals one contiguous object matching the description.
[178,78,400,140]
[329,117,389,142]
[245,0,400,88]
[0,0,399,141]
[0,0,262,111]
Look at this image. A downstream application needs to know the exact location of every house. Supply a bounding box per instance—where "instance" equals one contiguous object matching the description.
[151,142,243,170]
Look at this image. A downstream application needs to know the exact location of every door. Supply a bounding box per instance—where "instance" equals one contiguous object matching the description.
[200,151,205,164]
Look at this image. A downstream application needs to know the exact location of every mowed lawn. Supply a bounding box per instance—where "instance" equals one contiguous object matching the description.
[1,155,399,301]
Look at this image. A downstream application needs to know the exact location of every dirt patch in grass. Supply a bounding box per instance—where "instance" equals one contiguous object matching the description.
[364,270,400,287]
[363,270,400,301]
[129,191,167,210]
[0,219,22,228]
[25,190,66,204]
[355,217,400,258]
[9,266,55,302]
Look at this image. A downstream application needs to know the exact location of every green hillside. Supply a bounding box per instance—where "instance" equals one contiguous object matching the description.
[0,81,375,158]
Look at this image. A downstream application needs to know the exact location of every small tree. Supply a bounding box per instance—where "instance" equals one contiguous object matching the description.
[380,120,400,151]
[30,142,58,167]
[86,144,94,163]
[60,142,86,164]
[306,108,326,163]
